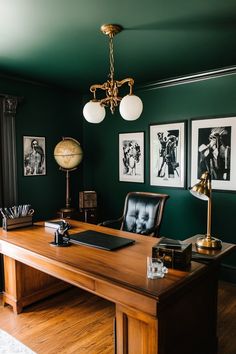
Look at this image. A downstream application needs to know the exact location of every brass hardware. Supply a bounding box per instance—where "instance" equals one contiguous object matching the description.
[87,24,135,115]
[100,24,123,37]
[190,171,222,250]
[195,235,222,250]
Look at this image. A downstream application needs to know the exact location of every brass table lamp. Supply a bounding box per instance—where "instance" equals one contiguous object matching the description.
[189,171,222,250]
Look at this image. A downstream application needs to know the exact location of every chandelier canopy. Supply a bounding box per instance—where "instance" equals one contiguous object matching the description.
[83,24,143,123]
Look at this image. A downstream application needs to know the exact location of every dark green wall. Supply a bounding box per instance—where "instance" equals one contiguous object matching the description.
[1,72,235,270]
[82,73,236,266]
[0,76,83,220]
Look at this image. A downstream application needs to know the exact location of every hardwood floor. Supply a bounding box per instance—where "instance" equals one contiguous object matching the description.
[218,281,236,354]
[0,281,235,354]
[0,287,115,354]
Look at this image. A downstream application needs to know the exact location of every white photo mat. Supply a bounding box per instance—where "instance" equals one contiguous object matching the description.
[150,122,186,188]
[119,132,144,183]
[23,136,46,176]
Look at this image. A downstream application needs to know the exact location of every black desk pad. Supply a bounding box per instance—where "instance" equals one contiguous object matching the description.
[70,230,135,251]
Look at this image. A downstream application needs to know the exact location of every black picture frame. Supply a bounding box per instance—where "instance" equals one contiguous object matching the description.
[150,121,186,188]
[119,131,144,183]
[23,136,46,176]
[190,116,236,191]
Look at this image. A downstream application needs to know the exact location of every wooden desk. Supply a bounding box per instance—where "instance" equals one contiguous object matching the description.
[0,221,234,354]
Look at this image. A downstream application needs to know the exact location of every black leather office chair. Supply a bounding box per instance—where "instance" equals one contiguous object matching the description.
[99,192,169,237]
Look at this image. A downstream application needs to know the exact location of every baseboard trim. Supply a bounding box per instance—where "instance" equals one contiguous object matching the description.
[220,264,236,284]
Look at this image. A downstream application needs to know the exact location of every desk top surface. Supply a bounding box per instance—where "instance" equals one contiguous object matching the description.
[0,220,234,300]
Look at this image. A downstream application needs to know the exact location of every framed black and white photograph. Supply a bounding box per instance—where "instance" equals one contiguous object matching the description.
[150,122,186,188]
[23,136,46,176]
[190,116,236,191]
[119,132,144,183]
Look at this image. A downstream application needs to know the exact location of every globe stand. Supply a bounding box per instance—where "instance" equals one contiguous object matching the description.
[54,137,83,219]
[60,169,76,217]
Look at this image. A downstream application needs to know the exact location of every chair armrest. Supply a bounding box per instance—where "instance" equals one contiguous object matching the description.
[98,217,123,229]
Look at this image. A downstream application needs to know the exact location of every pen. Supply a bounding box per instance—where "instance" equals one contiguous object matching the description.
[0,208,6,218]
[4,208,13,219]
[0,204,33,219]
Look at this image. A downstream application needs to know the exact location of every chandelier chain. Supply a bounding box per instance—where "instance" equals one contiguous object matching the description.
[109,36,114,81]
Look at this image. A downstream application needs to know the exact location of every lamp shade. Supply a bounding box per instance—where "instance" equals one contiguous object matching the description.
[83,101,106,123]
[189,171,211,201]
[119,94,143,121]
[189,186,209,201]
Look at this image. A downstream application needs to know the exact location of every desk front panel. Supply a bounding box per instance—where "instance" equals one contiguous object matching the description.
[0,220,206,307]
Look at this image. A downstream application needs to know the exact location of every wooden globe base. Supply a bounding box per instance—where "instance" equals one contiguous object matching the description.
[58,207,75,219]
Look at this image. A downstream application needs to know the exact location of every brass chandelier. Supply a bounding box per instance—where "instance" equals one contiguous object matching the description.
[83,24,143,123]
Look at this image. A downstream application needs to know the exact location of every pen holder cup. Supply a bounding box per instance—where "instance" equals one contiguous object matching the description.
[2,216,33,231]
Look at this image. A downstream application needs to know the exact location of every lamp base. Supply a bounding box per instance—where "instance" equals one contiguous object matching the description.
[196,235,222,250]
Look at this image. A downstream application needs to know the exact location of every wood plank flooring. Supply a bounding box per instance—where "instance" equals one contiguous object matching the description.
[0,281,235,354]
[217,281,236,354]
[0,287,115,354]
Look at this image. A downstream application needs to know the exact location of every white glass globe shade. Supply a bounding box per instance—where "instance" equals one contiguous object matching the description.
[119,95,143,121]
[83,101,106,123]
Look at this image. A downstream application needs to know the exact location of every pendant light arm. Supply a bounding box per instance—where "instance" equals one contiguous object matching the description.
[89,77,135,108]
[89,77,134,97]
[117,77,134,95]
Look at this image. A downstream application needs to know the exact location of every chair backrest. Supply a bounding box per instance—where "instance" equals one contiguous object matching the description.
[121,192,169,237]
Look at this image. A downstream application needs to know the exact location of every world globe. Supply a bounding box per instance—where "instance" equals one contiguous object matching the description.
[54,137,83,214]
[54,137,83,170]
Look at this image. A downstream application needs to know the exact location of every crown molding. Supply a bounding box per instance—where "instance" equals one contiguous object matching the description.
[1,65,236,95]
[138,66,236,92]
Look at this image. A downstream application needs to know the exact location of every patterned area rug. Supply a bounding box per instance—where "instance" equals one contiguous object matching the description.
[0,329,36,354]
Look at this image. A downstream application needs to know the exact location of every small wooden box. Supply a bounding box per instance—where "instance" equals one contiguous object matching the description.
[79,191,97,209]
[2,216,33,231]
[152,237,192,270]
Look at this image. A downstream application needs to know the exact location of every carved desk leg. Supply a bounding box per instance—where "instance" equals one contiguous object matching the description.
[3,255,70,314]
[3,256,23,314]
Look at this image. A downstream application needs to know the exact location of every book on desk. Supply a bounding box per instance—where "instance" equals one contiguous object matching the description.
[44,220,64,229]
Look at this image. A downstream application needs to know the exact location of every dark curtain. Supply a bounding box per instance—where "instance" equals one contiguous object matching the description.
[0,96,19,291]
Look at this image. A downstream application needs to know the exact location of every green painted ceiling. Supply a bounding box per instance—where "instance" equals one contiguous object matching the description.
[0,0,236,92]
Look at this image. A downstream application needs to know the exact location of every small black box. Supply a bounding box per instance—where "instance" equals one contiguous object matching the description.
[152,237,192,270]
